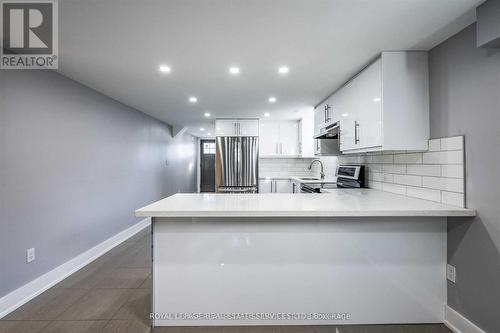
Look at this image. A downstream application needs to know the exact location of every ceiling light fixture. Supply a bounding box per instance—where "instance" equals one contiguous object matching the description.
[204,112,211,117]
[159,65,171,73]
[229,67,240,75]
[264,112,270,117]
[278,66,289,74]
[207,133,212,136]
[373,97,381,102]
[200,127,205,131]
[268,97,277,103]
[189,96,198,103]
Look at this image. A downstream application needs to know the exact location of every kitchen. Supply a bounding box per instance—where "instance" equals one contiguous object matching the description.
[1,1,499,333]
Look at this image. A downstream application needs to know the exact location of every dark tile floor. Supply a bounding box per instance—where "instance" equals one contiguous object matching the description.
[0,227,452,333]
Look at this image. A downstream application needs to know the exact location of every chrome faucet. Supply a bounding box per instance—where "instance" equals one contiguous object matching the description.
[308,159,325,179]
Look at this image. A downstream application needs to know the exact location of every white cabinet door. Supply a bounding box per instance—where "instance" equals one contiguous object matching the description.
[329,92,341,124]
[299,114,315,158]
[259,122,280,156]
[357,59,382,149]
[216,120,237,136]
[314,102,326,137]
[339,80,359,151]
[279,121,299,156]
[324,98,334,127]
[238,120,259,136]
[259,179,272,193]
[275,179,291,193]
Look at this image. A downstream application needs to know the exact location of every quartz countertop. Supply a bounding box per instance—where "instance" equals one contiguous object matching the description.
[136,189,475,218]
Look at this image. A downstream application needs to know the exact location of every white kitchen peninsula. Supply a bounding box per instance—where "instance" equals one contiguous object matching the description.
[136,191,475,327]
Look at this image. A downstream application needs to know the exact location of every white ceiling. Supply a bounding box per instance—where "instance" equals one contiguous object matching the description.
[58,0,482,137]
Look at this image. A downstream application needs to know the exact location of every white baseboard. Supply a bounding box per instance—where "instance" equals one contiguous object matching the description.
[0,218,151,319]
[445,305,486,333]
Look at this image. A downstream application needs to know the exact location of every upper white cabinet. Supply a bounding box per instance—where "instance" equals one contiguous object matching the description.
[314,99,334,137]
[334,51,429,153]
[299,112,315,158]
[215,119,259,137]
[259,120,299,157]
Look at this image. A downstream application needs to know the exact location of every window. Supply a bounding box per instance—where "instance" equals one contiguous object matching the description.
[203,142,216,154]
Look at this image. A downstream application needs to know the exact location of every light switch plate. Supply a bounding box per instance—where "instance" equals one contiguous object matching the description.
[447,264,456,283]
[26,248,35,263]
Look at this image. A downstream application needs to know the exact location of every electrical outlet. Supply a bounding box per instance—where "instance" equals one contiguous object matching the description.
[447,264,456,283]
[26,248,35,263]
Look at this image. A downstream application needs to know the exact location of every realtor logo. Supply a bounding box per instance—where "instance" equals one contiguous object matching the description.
[1,0,58,69]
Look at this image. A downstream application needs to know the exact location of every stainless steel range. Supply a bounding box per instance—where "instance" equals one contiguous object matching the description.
[300,165,365,193]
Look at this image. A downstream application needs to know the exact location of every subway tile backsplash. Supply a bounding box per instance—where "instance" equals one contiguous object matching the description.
[338,135,466,207]
[259,156,338,179]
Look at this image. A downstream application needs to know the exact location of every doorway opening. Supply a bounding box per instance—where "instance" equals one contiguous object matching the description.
[200,139,216,192]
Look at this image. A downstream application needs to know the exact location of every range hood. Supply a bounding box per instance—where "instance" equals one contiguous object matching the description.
[314,122,339,139]
[313,122,340,156]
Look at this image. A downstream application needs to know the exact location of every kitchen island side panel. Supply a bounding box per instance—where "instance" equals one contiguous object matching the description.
[152,216,446,326]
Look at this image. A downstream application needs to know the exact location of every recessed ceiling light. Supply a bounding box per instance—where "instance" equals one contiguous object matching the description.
[268,97,277,103]
[278,66,289,74]
[200,127,205,131]
[159,65,171,73]
[189,97,198,103]
[204,112,211,117]
[341,113,349,117]
[264,112,270,117]
[373,97,381,102]
[207,133,212,136]
[229,67,240,75]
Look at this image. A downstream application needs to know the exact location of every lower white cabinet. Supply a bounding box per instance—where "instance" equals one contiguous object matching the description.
[291,180,301,193]
[259,178,291,193]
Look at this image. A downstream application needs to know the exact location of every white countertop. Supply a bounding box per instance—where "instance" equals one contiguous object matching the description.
[136,189,475,218]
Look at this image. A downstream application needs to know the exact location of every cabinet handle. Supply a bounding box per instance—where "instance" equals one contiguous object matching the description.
[354,121,360,144]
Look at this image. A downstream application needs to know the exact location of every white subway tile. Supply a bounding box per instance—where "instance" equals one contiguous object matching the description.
[393,153,422,164]
[384,174,394,183]
[368,164,383,172]
[407,165,441,177]
[382,164,406,174]
[428,139,441,151]
[441,165,464,178]
[406,186,441,202]
[440,136,464,151]
[422,177,464,192]
[393,174,422,187]
[441,191,465,207]
[369,181,383,190]
[371,154,394,164]
[382,183,406,195]
[370,172,384,182]
[422,151,463,164]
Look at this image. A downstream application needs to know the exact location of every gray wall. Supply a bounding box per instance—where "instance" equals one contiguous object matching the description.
[429,24,500,333]
[0,70,197,297]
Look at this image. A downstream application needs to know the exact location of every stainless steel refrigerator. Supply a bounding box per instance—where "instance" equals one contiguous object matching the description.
[215,136,259,193]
